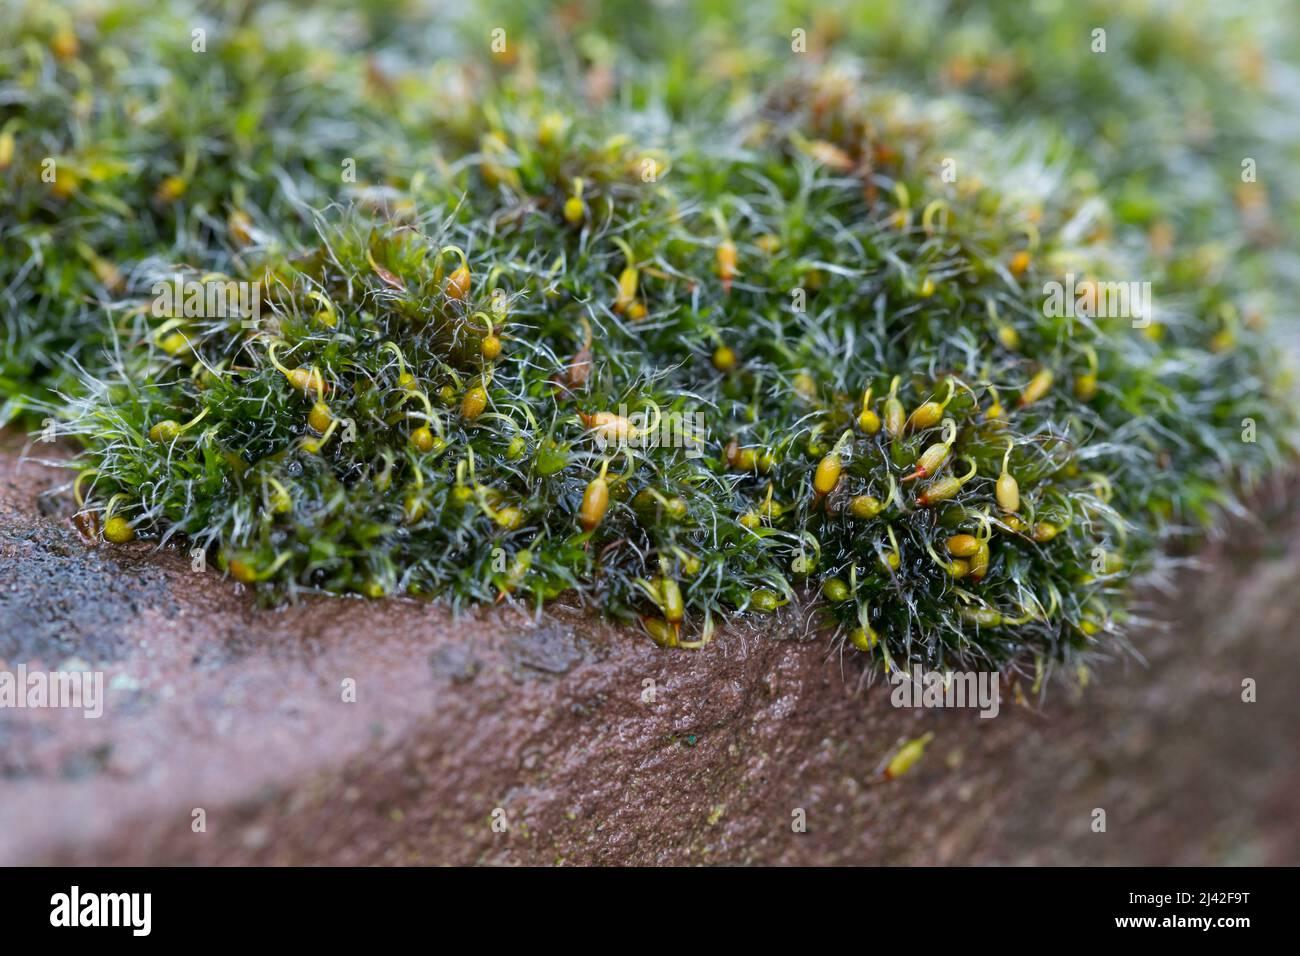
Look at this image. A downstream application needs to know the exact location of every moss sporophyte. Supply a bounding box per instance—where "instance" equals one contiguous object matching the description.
[6,0,1298,681]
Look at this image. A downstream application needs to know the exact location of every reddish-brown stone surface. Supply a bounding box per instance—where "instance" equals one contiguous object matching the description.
[2,428,1298,865]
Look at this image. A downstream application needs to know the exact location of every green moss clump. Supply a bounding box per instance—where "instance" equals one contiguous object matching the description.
[8,0,1299,678]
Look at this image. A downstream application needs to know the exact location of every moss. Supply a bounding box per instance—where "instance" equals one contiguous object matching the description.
[7,0,1298,677]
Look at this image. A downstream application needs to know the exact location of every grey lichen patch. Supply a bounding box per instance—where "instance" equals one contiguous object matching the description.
[503,621,590,678]
[0,518,177,665]
[429,643,482,685]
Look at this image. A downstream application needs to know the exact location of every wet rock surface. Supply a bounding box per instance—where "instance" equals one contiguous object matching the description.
[1,429,1298,864]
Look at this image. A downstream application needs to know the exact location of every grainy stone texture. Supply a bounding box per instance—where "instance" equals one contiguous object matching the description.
[1,428,1298,865]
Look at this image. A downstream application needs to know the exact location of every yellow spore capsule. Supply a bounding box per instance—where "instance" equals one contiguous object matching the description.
[823,578,850,602]
[286,366,326,397]
[614,266,639,314]
[883,376,905,437]
[461,386,488,420]
[148,420,182,443]
[579,456,617,533]
[410,426,435,453]
[228,558,258,583]
[103,516,134,544]
[961,607,1002,627]
[580,477,609,532]
[643,617,679,648]
[857,386,880,434]
[880,526,902,571]
[52,27,79,61]
[584,411,638,445]
[985,386,1006,421]
[906,379,955,432]
[849,625,879,652]
[725,439,758,472]
[159,332,190,356]
[813,431,854,500]
[495,506,524,530]
[885,732,934,780]
[916,458,977,507]
[445,264,472,301]
[850,495,883,519]
[1032,522,1060,543]
[50,166,79,199]
[903,418,957,482]
[538,112,567,147]
[1075,345,1099,401]
[155,175,187,204]
[308,402,333,433]
[403,494,427,522]
[712,344,737,372]
[996,441,1021,514]
[481,334,502,361]
[1002,513,1028,533]
[228,209,254,246]
[813,453,842,497]
[659,577,684,625]
[946,534,980,557]
[1019,368,1054,407]
[563,196,585,224]
[717,239,738,292]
